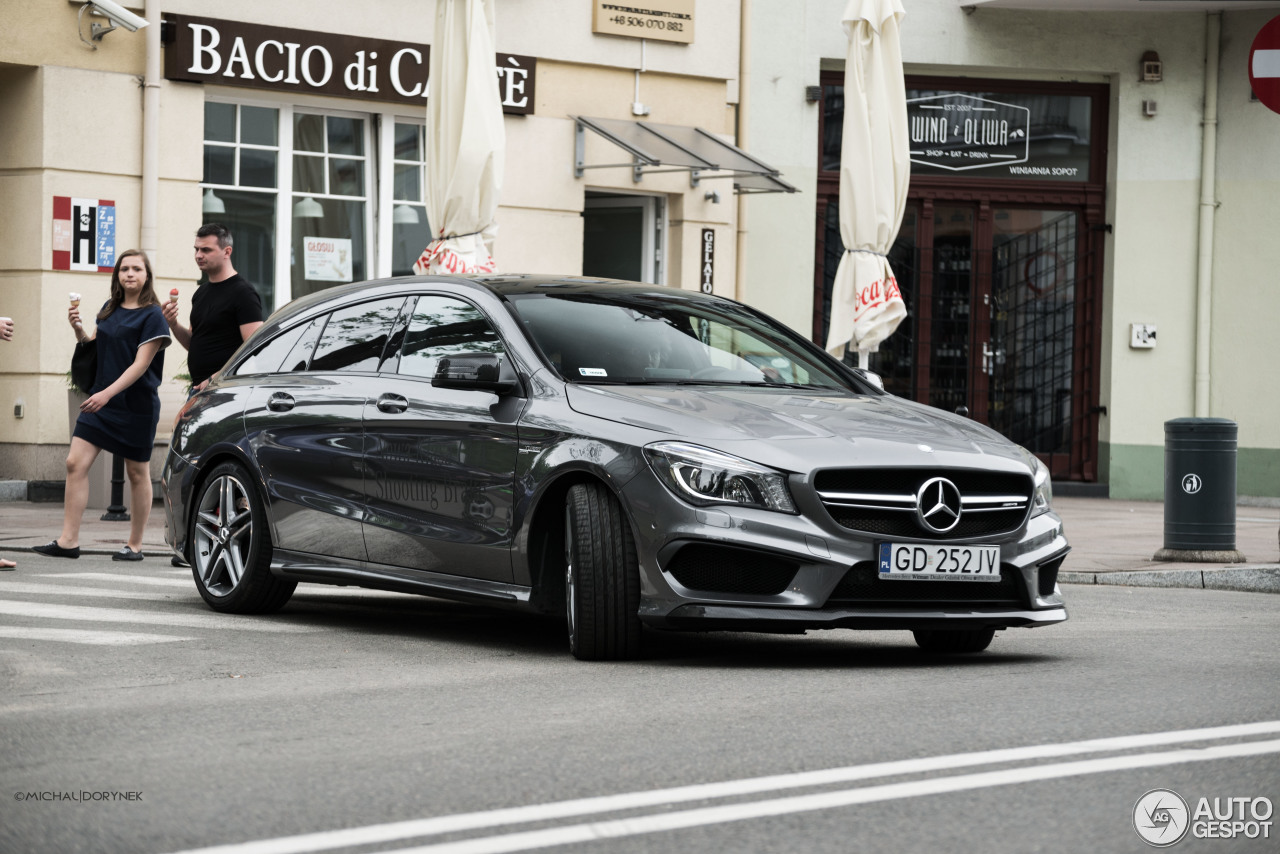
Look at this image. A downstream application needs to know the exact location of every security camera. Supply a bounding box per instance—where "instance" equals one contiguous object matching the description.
[83,0,148,33]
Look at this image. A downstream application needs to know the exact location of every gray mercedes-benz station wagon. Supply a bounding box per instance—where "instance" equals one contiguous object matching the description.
[162,275,1069,660]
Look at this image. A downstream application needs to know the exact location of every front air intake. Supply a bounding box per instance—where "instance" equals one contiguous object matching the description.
[665,544,798,596]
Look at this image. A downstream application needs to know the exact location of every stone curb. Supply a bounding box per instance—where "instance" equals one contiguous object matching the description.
[1060,566,1280,594]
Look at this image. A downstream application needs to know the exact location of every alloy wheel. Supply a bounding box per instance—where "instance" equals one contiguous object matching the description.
[193,474,253,597]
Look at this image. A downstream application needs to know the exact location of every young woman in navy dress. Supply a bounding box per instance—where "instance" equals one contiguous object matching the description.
[35,250,171,561]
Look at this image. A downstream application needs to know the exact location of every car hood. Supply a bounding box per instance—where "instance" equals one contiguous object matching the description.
[565,384,1020,459]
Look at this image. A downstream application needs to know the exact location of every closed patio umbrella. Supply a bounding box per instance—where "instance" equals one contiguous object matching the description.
[413,0,505,275]
[824,0,909,368]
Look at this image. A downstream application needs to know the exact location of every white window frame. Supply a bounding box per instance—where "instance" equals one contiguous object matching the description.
[375,109,431,277]
[286,105,378,301]
[201,89,390,310]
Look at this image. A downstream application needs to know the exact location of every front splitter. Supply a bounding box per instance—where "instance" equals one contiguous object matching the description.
[645,604,1068,633]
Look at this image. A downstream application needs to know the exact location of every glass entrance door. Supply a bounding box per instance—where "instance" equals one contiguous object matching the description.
[582,193,664,283]
[860,202,1088,476]
[988,209,1079,468]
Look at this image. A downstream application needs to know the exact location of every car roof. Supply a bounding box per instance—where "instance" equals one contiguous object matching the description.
[264,274,726,326]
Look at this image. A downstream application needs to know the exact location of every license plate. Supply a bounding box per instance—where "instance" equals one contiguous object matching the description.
[878,543,1000,581]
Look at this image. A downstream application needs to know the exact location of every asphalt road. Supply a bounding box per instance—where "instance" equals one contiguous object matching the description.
[1,557,1278,854]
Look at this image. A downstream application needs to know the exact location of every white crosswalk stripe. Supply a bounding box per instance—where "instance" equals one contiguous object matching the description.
[51,572,191,587]
[0,599,320,632]
[0,569,413,646]
[1,581,190,601]
[0,627,195,645]
[47,572,412,598]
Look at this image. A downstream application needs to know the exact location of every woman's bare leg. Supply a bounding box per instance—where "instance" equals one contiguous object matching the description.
[57,437,101,549]
[124,458,152,552]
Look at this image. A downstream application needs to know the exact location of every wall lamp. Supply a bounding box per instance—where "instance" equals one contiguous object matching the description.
[1141,51,1162,83]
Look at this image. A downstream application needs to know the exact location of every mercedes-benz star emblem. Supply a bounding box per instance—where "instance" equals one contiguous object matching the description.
[916,477,963,533]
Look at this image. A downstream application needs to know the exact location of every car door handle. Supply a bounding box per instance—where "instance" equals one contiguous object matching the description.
[376,393,408,414]
[267,392,295,412]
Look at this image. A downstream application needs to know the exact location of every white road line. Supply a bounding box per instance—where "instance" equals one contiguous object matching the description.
[0,582,188,601]
[165,720,1280,854]
[51,573,191,587]
[0,601,319,633]
[388,739,1280,854]
[0,626,194,645]
[43,572,410,598]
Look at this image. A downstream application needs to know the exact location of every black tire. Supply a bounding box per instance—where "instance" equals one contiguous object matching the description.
[912,628,996,654]
[188,461,295,614]
[565,483,642,661]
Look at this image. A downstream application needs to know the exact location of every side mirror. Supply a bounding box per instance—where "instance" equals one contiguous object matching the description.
[432,353,518,395]
[850,367,884,391]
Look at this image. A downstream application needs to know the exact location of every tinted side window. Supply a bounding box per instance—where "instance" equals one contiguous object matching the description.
[309,298,406,373]
[396,296,504,379]
[233,323,308,376]
[280,316,327,372]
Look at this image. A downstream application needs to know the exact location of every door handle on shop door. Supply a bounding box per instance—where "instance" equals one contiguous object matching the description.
[376,394,408,414]
[267,393,295,412]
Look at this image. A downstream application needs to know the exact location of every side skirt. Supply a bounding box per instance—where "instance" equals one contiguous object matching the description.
[271,549,533,609]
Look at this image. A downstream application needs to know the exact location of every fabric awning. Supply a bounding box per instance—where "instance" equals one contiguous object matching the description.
[573,116,797,194]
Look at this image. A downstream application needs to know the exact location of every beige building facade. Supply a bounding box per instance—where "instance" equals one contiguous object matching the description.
[743,0,1280,500]
[2,0,1277,503]
[0,0,768,498]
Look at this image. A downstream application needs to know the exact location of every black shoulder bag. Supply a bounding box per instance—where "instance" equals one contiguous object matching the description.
[70,339,98,394]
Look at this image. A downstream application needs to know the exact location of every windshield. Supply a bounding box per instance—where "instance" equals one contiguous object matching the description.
[507,290,857,392]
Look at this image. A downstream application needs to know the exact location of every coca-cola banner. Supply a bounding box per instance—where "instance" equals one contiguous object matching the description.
[163,14,536,114]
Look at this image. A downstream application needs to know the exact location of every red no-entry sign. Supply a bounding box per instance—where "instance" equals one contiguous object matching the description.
[1250,14,1280,115]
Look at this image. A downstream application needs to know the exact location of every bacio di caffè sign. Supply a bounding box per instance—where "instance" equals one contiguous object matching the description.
[163,15,536,114]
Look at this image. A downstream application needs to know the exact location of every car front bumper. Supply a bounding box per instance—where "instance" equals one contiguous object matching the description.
[620,465,1070,632]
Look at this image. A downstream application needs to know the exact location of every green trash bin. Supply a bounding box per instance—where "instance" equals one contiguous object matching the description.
[1157,417,1245,561]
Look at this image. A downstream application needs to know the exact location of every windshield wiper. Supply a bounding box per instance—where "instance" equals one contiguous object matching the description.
[721,381,817,390]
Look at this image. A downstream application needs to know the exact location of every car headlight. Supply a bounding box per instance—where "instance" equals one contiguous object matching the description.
[644,441,796,513]
[1031,456,1053,517]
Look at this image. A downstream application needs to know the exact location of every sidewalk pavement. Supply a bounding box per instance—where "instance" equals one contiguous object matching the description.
[1,495,1277,593]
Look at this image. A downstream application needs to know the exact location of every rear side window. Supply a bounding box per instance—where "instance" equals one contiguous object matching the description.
[395,296,504,379]
[280,316,327,372]
[309,298,406,373]
[233,323,309,376]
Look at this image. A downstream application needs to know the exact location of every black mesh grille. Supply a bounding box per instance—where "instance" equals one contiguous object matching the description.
[827,561,1027,607]
[665,544,798,596]
[814,468,1033,540]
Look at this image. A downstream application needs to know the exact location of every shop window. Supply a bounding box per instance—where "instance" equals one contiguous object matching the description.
[291,112,371,300]
[201,102,279,310]
[391,122,432,275]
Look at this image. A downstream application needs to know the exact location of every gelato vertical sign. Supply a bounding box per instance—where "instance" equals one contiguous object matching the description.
[907,94,1030,172]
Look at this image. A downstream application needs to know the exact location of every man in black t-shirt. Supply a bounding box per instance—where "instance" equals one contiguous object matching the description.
[163,224,264,391]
